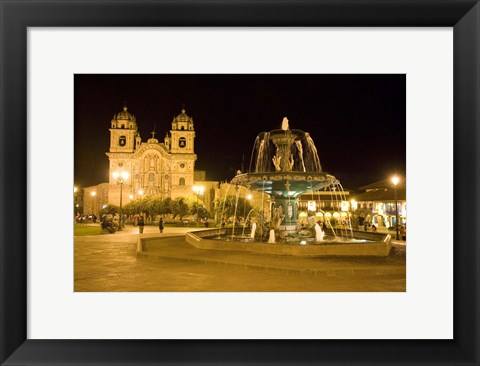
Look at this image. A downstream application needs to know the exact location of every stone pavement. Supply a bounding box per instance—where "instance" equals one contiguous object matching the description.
[74,225,406,292]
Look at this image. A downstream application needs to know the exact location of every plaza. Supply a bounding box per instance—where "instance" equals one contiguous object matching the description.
[74,224,405,292]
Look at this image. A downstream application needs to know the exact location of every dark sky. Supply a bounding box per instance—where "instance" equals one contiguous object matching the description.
[74,74,406,190]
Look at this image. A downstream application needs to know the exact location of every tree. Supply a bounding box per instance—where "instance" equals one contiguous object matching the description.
[171,197,193,220]
[99,204,119,217]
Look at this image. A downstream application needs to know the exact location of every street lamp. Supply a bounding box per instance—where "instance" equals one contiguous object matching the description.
[391,175,400,240]
[90,191,97,217]
[113,171,129,231]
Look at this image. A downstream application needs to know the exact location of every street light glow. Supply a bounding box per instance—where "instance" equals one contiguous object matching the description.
[129,194,134,200]
[193,185,204,195]
[138,189,144,196]
[247,194,253,200]
[90,191,96,197]
[74,186,78,193]
[391,175,400,186]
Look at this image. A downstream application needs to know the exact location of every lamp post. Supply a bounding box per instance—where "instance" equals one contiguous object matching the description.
[391,175,400,240]
[90,191,97,217]
[113,171,130,231]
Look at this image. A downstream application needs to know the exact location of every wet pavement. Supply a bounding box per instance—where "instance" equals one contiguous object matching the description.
[74,225,406,292]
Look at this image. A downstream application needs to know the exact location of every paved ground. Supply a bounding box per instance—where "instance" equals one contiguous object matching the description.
[74,225,406,292]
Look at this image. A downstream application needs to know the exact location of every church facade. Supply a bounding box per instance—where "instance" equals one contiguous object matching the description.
[105,106,200,206]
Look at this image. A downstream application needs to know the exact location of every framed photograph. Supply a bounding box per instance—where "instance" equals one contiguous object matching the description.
[1,0,479,365]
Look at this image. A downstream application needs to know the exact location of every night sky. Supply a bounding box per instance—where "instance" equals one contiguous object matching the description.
[74,74,406,191]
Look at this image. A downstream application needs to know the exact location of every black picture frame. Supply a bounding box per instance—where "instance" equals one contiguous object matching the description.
[1,1,479,365]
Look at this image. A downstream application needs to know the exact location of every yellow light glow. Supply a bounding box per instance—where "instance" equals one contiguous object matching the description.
[247,194,253,200]
[129,194,134,200]
[74,186,78,193]
[121,171,129,180]
[112,171,119,179]
[350,199,358,210]
[90,191,96,197]
[307,201,316,211]
[193,185,205,195]
[391,176,400,186]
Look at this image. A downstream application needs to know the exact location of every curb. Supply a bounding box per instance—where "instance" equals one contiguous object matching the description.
[136,252,405,277]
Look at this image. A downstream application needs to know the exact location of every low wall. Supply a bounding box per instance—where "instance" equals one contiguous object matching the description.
[185,229,392,257]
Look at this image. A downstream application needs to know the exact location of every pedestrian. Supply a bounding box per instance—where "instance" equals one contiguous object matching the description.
[138,215,145,234]
[221,218,226,229]
[204,218,209,228]
[158,217,164,233]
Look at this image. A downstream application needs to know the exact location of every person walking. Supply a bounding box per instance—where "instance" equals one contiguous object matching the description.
[138,215,145,234]
[158,217,164,233]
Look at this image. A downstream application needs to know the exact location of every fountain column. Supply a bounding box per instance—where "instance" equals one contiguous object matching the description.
[273,196,298,232]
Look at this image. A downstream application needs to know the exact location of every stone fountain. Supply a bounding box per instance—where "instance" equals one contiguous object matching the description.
[231,117,337,236]
[178,117,392,257]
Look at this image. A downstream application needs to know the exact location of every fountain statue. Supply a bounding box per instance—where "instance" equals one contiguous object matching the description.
[314,222,325,242]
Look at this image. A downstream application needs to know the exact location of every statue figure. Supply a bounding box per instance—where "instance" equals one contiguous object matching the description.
[272,155,282,171]
[281,117,289,131]
[289,154,295,171]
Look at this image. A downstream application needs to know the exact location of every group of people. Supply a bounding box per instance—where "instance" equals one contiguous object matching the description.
[136,215,164,234]
[75,213,97,224]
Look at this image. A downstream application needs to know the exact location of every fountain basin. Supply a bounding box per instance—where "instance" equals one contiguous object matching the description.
[186,229,392,257]
[231,172,336,198]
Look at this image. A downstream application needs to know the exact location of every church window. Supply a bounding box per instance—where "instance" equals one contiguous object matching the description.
[179,177,185,186]
[181,126,185,130]
[121,124,125,129]
[179,137,186,148]
[149,173,155,183]
[119,136,126,146]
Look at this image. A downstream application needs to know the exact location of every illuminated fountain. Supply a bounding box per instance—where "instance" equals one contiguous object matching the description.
[180,117,392,257]
[231,117,338,239]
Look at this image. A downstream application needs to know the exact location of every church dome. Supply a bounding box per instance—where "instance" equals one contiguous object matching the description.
[115,106,136,121]
[173,108,193,123]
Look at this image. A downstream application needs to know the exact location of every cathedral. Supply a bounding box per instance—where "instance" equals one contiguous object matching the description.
[107,106,197,205]
[82,106,219,216]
